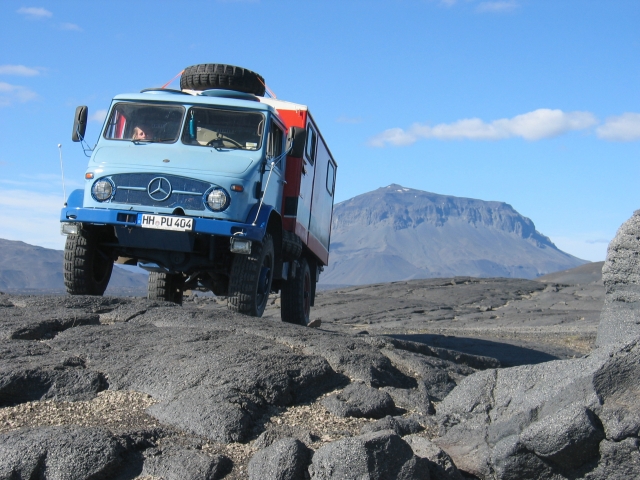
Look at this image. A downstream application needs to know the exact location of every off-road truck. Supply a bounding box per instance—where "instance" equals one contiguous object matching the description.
[61,63,337,325]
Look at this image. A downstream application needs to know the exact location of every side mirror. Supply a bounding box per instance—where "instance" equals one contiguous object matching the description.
[71,106,88,142]
[286,127,306,158]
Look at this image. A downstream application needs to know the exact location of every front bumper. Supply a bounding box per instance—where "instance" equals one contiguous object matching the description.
[60,206,266,242]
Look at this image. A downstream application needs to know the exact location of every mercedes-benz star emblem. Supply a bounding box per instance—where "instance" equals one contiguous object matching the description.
[148,177,172,201]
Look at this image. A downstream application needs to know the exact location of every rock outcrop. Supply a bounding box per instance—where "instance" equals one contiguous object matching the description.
[0,211,639,479]
[0,291,495,478]
[431,210,640,479]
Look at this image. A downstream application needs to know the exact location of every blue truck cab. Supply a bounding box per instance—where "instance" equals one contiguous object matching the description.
[61,64,336,325]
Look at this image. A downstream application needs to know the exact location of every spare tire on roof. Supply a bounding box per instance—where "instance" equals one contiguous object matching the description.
[180,64,266,96]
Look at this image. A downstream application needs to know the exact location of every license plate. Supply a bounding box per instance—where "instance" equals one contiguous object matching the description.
[140,214,193,232]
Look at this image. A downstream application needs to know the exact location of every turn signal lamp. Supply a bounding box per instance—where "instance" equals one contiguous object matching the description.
[85,172,94,179]
[231,184,244,192]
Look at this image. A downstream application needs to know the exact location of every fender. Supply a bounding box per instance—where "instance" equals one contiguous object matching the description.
[60,189,84,221]
[66,189,84,209]
[244,203,277,233]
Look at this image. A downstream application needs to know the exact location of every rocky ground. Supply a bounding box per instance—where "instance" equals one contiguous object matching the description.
[1,211,639,479]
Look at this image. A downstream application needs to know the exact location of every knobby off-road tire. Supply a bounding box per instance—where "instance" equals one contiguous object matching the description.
[64,230,114,296]
[148,272,184,305]
[180,64,266,96]
[281,257,312,326]
[281,230,303,260]
[227,234,274,317]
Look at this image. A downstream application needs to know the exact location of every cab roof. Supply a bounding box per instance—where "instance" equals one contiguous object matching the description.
[112,90,278,114]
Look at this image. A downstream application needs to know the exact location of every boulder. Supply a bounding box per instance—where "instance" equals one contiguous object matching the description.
[322,382,396,419]
[360,414,424,436]
[597,210,640,346]
[254,424,317,449]
[0,426,122,479]
[142,446,231,480]
[432,211,640,479]
[248,437,310,480]
[404,434,465,480]
[308,430,429,479]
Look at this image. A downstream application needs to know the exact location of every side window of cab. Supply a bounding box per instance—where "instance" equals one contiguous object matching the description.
[305,125,317,165]
[267,120,285,167]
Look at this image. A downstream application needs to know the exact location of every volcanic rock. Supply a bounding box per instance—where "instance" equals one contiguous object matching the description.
[0,426,123,479]
[321,382,396,419]
[308,430,429,480]
[431,210,640,479]
[360,414,424,436]
[248,437,310,480]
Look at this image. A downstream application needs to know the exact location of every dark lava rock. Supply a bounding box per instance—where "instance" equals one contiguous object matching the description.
[308,430,429,479]
[0,426,123,479]
[254,424,317,449]
[518,405,604,470]
[248,437,310,480]
[142,446,231,480]
[0,340,108,406]
[597,210,640,346]
[431,210,640,479]
[360,414,424,436]
[321,382,395,419]
[584,437,640,480]
[404,434,465,480]
[381,384,435,415]
[0,290,490,460]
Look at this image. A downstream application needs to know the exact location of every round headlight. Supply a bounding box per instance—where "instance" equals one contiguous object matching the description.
[92,179,113,202]
[205,187,229,212]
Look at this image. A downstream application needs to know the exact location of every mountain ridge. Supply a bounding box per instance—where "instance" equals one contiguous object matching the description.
[321,184,586,285]
[0,238,147,294]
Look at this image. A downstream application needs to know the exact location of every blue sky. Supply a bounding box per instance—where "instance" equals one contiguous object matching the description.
[0,0,638,262]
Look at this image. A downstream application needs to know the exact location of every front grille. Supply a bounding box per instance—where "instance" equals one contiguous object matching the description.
[109,173,210,210]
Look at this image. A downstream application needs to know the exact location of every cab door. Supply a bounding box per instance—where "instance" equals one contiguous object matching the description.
[295,121,317,242]
[263,118,286,213]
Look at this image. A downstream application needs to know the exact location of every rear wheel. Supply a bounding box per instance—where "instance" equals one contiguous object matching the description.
[148,272,184,305]
[64,229,114,295]
[281,257,312,326]
[227,234,274,317]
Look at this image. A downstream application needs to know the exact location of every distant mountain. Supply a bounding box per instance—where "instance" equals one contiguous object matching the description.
[0,238,148,295]
[321,184,587,285]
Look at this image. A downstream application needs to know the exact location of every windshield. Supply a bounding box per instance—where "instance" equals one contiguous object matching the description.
[104,103,184,143]
[182,106,264,150]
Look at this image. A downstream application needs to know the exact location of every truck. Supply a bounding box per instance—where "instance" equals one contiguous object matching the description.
[60,63,337,326]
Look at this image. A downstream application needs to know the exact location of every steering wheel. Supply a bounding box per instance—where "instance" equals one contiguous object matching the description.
[206,137,243,148]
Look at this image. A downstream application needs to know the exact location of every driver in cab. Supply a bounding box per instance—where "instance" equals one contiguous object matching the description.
[132,125,154,141]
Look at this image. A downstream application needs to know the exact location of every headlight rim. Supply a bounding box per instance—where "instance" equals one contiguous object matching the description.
[91,177,115,202]
[203,186,230,212]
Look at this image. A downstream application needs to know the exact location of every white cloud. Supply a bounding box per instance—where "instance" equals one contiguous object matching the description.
[0,65,41,76]
[17,7,53,19]
[596,113,640,142]
[476,1,519,12]
[0,82,38,107]
[89,109,108,123]
[59,22,82,31]
[0,189,66,250]
[369,109,598,147]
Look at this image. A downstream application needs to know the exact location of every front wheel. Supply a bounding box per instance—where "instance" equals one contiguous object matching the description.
[64,229,114,295]
[227,234,274,317]
[148,272,184,305]
[281,257,312,326]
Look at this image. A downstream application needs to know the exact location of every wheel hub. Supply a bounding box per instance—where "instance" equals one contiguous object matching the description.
[258,266,271,296]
